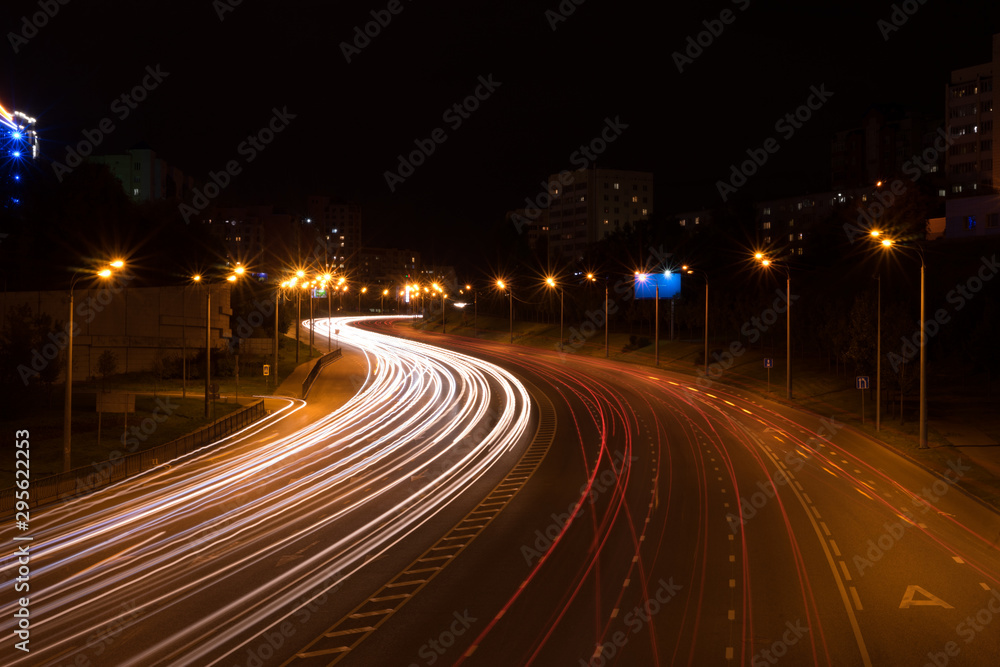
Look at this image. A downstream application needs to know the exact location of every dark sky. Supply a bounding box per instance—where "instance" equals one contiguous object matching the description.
[3,0,1000,259]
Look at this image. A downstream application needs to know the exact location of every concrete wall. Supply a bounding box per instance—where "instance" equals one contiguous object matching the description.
[0,282,243,380]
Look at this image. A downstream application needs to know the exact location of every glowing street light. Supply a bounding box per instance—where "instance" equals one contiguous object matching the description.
[756,252,792,399]
[872,232,927,448]
[683,265,710,380]
[545,276,564,350]
[587,273,609,358]
[497,279,513,344]
[65,259,124,472]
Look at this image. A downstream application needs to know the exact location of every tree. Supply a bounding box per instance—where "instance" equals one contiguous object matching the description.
[97,350,119,392]
[844,290,877,376]
[0,303,65,408]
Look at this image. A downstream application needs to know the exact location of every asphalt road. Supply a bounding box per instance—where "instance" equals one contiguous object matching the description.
[328,318,1000,667]
[4,316,1000,667]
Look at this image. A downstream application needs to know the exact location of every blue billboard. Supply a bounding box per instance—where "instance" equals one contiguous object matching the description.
[634,272,681,299]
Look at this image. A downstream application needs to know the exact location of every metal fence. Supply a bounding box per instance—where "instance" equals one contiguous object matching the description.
[1,399,267,514]
[302,348,343,399]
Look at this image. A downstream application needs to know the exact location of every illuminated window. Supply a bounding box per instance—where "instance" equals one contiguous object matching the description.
[613,183,620,190]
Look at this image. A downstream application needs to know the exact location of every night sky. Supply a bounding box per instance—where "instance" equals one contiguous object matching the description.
[3,0,1000,259]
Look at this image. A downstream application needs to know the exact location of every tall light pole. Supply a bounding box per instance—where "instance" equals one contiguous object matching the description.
[359,286,367,313]
[65,260,122,472]
[874,233,927,448]
[635,272,661,366]
[497,280,513,343]
[198,265,245,419]
[683,266,710,380]
[275,281,288,390]
[545,277,564,350]
[756,253,792,399]
[381,288,388,314]
[433,283,445,334]
[588,273,609,358]
[466,284,477,337]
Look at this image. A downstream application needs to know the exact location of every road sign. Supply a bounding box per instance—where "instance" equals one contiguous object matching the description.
[263,364,270,376]
[856,376,869,390]
[764,358,773,368]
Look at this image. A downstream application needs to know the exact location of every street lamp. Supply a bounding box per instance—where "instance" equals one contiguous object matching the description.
[872,232,927,448]
[756,253,792,400]
[587,273,609,358]
[545,276,564,350]
[635,271,666,367]
[65,259,123,472]
[359,286,367,313]
[683,265,710,380]
[497,279,513,343]
[196,266,245,419]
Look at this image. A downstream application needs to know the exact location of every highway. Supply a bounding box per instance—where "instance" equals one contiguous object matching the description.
[0,316,531,666]
[4,315,1000,666]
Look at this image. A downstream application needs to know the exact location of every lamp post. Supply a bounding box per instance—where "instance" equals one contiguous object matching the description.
[756,253,792,399]
[683,266,710,380]
[197,265,245,419]
[432,283,446,333]
[294,270,305,364]
[497,280,513,343]
[634,272,661,366]
[307,281,315,360]
[64,260,122,472]
[359,286,367,313]
[587,273,609,358]
[545,277,564,349]
[872,233,927,448]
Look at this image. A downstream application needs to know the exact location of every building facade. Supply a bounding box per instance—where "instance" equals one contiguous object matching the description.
[546,168,654,260]
[89,146,192,202]
[945,33,998,197]
[306,197,363,273]
[1,283,238,380]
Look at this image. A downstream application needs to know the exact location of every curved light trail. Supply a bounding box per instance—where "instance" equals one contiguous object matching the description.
[1,316,531,666]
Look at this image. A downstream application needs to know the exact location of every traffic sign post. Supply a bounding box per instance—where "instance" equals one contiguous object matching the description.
[764,358,773,393]
[856,376,869,423]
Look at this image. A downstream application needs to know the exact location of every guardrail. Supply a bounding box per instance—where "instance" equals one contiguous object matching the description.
[1,399,267,514]
[302,347,343,399]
